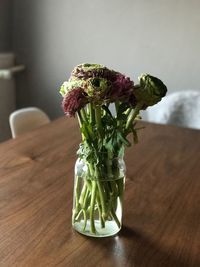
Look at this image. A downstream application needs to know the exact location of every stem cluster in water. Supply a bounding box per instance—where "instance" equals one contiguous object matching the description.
[72,102,139,235]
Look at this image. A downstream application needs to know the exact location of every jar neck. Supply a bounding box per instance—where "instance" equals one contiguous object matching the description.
[77,143,125,161]
[75,156,126,181]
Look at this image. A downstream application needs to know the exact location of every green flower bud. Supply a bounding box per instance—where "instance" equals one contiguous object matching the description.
[85,77,111,100]
[134,74,167,108]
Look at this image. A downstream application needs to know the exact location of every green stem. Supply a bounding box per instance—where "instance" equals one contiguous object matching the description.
[97,180,107,220]
[117,178,124,203]
[79,183,87,207]
[93,166,107,220]
[72,176,81,223]
[95,105,103,138]
[125,107,132,116]
[111,208,121,228]
[83,188,90,208]
[75,176,81,205]
[115,101,119,115]
[106,150,113,179]
[81,108,88,123]
[77,112,85,141]
[125,103,142,131]
[88,103,95,124]
[77,112,82,126]
[79,109,92,142]
[88,163,107,229]
[82,188,90,231]
[82,210,87,231]
[90,181,97,234]
[96,195,105,228]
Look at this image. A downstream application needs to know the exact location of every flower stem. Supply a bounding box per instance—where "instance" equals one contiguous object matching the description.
[95,105,103,138]
[89,103,95,124]
[125,103,142,131]
[96,180,107,220]
[90,181,97,234]
[81,108,88,123]
[115,101,119,115]
[111,208,121,228]
[77,112,85,141]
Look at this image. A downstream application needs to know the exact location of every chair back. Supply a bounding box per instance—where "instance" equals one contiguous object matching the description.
[9,107,50,138]
[146,91,200,129]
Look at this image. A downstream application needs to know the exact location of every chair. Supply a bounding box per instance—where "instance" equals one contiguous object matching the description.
[146,91,200,130]
[9,107,50,138]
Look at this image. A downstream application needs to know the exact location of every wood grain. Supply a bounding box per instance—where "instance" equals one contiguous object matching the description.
[0,117,200,267]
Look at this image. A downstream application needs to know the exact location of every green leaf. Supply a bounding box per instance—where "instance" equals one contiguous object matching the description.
[117,113,127,121]
[117,103,129,118]
[102,105,114,119]
[117,131,131,147]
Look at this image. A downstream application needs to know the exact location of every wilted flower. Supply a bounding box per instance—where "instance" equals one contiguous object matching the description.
[60,65,167,115]
[108,73,134,101]
[85,77,111,102]
[133,74,167,109]
[62,87,88,117]
[60,79,86,96]
[68,63,135,103]
[71,63,117,82]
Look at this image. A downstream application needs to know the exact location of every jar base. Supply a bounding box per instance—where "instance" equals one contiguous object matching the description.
[73,220,121,238]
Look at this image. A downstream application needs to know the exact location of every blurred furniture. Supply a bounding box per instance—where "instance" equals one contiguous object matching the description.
[0,53,25,142]
[146,91,200,129]
[9,107,50,138]
[0,117,199,266]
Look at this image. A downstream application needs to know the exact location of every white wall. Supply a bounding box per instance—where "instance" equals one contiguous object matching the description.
[13,0,200,118]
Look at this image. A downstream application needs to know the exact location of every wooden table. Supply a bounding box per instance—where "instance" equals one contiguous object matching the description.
[0,117,199,267]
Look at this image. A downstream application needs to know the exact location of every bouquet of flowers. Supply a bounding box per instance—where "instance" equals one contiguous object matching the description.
[60,63,167,237]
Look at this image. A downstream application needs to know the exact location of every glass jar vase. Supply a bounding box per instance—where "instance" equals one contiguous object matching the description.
[72,154,126,237]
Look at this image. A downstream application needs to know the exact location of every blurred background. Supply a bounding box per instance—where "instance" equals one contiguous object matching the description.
[1,0,200,141]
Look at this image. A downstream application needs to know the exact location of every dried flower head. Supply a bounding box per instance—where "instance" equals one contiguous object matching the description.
[60,79,86,96]
[71,63,116,81]
[108,73,134,102]
[85,77,111,102]
[62,87,88,117]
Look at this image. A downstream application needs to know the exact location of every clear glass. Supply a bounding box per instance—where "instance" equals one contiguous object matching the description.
[72,155,126,237]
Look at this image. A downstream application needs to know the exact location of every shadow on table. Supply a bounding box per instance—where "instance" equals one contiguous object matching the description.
[87,225,199,267]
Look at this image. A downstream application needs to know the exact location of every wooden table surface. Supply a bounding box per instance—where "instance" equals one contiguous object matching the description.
[0,117,200,267]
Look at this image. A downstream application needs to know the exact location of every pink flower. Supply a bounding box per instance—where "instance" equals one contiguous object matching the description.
[62,88,88,117]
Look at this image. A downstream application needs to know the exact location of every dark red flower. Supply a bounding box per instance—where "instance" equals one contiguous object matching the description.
[62,88,88,117]
[108,73,134,101]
